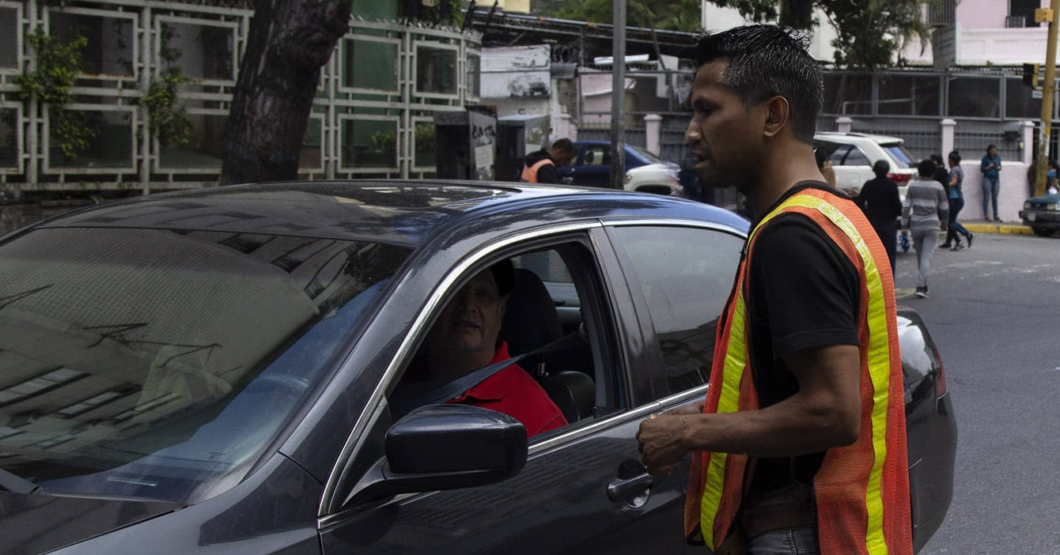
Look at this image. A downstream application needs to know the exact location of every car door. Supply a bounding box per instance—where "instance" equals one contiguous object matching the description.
[575,144,612,187]
[825,143,872,192]
[602,221,747,552]
[318,228,689,555]
[556,143,585,184]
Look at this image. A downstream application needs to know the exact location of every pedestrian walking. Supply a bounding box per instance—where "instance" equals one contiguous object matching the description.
[930,153,951,197]
[857,160,903,275]
[903,160,949,298]
[636,25,913,555]
[1047,160,1060,195]
[941,151,974,250]
[980,144,1002,221]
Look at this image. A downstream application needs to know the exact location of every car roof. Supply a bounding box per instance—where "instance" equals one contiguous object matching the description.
[815,132,904,145]
[26,181,746,248]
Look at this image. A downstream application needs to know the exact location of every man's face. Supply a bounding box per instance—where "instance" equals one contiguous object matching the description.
[428,269,508,354]
[552,149,575,167]
[685,61,767,189]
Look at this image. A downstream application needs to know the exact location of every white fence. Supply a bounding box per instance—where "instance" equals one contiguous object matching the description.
[0,0,481,192]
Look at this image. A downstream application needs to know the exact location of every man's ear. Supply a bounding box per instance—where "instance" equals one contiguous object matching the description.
[763,95,791,138]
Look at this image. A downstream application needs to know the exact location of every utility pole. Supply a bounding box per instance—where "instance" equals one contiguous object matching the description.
[609,0,626,190]
[1036,0,1060,198]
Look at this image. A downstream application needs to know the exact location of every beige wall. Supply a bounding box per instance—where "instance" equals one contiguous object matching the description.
[474,0,530,14]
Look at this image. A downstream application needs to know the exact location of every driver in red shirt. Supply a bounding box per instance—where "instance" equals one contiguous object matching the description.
[400,261,567,437]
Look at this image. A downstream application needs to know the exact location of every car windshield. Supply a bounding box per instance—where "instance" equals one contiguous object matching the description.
[883,144,915,169]
[0,227,410,505]
[630,145,664,164]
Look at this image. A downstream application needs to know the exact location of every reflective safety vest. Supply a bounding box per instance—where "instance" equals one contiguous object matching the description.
[685,187,913,555]
[521,158,555,183]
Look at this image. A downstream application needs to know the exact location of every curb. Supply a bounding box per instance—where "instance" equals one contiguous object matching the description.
[960,222,1034,236]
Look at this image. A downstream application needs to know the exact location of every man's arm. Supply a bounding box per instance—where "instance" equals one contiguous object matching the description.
[937,183,949,226]
[638,344,860,474]
[536,164,560,184]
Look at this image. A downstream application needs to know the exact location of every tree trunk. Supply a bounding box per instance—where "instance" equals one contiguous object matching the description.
[220,0,352,185]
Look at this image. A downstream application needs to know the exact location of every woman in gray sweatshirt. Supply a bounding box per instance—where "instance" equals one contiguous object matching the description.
[903,159,949,298]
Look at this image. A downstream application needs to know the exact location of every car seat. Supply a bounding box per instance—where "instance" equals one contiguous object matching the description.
[500,268,594,423]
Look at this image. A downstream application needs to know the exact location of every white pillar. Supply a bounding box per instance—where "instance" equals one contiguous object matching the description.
[644,114,663,156]
[836,117,853,134]
[941,119,956,158]
[1022,120,1035,165]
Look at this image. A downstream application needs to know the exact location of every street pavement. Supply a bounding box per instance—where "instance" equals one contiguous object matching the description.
[897,233,1060,554]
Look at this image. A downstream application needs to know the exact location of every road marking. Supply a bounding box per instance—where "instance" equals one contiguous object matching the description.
[896,287,917,299]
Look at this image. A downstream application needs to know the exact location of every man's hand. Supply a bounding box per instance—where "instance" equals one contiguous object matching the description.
[637,404,701,475]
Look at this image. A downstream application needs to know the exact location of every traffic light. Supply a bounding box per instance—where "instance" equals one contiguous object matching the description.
[1024,63,1041,88]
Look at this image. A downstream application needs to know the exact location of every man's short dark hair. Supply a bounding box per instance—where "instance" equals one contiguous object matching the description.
[489,260,516,297]
[550,139,574,154]
[873,160,890,177]
[691,25,823,144]
[918,159,936,177]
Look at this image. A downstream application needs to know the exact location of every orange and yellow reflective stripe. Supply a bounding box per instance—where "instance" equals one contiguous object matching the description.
[769,195,893,555]
[699,271,748,549]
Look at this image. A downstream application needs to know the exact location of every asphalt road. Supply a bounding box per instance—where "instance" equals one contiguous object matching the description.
[897,232,1060,554]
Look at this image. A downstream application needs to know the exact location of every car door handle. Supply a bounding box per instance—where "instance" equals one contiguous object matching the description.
[607,472,654,501]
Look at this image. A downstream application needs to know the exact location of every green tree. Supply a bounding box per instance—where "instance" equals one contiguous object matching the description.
[545,0,934,71]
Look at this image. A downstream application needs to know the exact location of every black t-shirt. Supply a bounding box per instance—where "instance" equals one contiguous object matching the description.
[744,183,861,494]
[857,176,903,224]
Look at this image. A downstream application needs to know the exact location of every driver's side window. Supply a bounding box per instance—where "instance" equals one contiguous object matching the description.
[387,239,622,441]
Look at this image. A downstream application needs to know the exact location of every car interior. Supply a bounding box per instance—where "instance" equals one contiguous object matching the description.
[389,242,621,438]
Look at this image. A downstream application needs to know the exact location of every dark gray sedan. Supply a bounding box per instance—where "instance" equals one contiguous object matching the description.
[0,182,955,554]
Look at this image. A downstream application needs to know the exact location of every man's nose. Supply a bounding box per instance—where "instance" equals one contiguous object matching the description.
[685,121,701,143]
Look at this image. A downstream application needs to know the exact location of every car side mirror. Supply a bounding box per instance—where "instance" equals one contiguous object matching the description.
[345,404,528,506]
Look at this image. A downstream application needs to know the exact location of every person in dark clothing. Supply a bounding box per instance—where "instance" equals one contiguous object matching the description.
[857,160,903,275]
[930,153,951,198]
[941,150,974,250]
[521,139,576,184]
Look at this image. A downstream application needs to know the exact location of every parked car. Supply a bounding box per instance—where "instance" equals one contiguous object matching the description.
[556,140,670,189]
[0,182,955,555]
[624,162,683,196]
[814,132,919,199]
[1019,193,1060,236]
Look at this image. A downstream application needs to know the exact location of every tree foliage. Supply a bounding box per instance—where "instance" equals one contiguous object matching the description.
[545,0,933,70]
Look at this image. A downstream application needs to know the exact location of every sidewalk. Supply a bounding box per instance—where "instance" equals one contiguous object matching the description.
[959,220,1033,236]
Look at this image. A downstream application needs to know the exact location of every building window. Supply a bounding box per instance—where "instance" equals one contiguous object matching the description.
[822,73,873,115]
[47,107,135,171]
[342,37,400,94]
[159,21,237,83]
[340,117,399,170]
[0,108,18,170]
[877,74,941,117]
[0,6,18,70]
[416,44,459,96]
[159,113,228,171]
[947,76,1002,119]
[49,10,136,79]
[1010,0,1041,28]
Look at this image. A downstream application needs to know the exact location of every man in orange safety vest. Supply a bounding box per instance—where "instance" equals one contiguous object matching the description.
[521,139,575,184]
[636,25,913,555]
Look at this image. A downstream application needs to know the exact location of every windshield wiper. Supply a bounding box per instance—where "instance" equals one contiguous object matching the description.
[0,468,43,495]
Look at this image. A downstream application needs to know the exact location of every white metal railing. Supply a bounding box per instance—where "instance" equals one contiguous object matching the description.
[0,0,481,192]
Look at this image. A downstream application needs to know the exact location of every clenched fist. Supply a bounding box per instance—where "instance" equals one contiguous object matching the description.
[636,404,701,476]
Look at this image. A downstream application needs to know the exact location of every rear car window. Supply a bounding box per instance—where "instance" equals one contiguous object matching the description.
[0,227,410,504]
[884,144,915,169]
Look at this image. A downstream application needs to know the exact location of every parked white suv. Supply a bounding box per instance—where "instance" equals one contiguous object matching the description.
[813,132,919,200]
